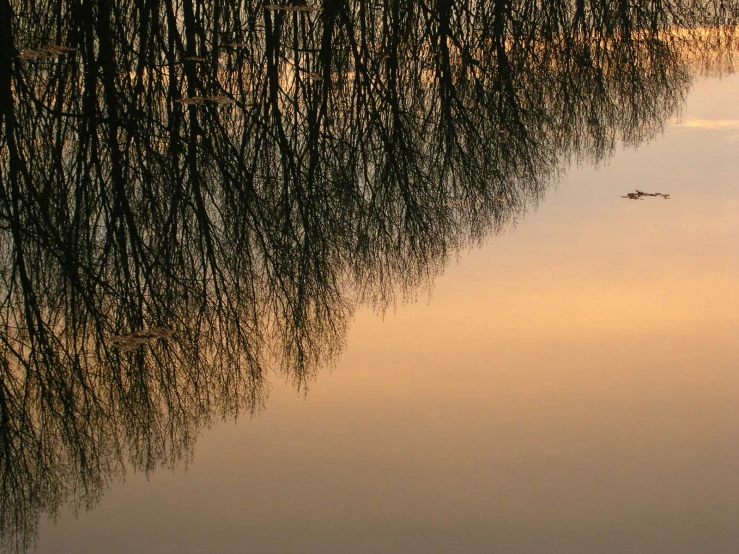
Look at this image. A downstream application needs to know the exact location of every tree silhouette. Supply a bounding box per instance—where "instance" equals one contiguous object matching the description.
[0,0,737,551]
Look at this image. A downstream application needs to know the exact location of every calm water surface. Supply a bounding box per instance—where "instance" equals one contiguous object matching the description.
[32,73,739,554]
[2,1,738,553]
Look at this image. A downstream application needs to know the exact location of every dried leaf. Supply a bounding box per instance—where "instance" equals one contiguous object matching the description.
[18,44,75,61]
[265,4,321,12]
[109,328,173,351]
[175,95,235,106]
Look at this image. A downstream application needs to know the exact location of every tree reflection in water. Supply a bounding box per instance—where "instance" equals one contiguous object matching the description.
[0,0,736,550]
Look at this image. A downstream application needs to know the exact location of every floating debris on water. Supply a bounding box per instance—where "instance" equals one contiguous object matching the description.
[622,189,671,200]
[109,328,173,351]
[175,95,235,105]
[17,44,76,60]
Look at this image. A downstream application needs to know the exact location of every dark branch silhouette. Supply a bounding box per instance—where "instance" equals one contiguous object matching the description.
[0,0,737,551]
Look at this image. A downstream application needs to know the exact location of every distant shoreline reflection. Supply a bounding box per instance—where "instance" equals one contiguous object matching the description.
[0,1,736,551]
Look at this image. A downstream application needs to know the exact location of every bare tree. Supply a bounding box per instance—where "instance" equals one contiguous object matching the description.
[0,0,737,551]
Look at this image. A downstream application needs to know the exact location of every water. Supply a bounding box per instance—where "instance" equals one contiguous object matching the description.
[2,2,738,553]
[26,72,738,554]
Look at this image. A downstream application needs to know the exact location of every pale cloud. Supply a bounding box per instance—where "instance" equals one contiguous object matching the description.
[673,118,739,129]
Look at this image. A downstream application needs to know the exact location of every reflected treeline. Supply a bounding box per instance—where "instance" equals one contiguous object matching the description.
[1,0,737,550]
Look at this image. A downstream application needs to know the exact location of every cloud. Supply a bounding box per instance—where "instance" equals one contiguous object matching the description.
[673,119,739,129]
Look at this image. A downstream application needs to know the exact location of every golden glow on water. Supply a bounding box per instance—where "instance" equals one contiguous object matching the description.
[35,77,739,554]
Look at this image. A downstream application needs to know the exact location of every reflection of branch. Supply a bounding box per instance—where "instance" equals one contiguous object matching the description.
[1,0,737,552]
